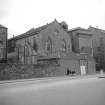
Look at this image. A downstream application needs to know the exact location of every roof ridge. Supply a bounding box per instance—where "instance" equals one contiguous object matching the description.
[8,21,53,40]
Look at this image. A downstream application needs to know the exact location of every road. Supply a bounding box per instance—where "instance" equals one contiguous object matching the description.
[0,75,105,105]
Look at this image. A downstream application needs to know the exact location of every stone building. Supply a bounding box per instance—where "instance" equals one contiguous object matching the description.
[0,25,7,63]
[7,20,71,64]
[68,27,96,74]
[7,20,96,76]
[88,26,105,71]
[7,20,74,76]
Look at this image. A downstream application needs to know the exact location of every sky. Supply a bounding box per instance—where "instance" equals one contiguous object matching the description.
[0,0,105,38]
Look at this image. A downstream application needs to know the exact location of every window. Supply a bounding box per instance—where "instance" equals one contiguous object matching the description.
[7,40,16,53]
[79,37,92,54]
[24,45,29,57]
[33,37,38,52]
[45,37,52,52]
[0,40,3,45]
[61,39,66,52]
[0,47,4,58]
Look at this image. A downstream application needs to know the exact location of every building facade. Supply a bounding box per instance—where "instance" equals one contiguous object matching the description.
[0,25,7,63]
[88,26,105,71]
[68,27,93,55]
[7,21,96,76]
[7,20,72,64]
[68,27,96,74]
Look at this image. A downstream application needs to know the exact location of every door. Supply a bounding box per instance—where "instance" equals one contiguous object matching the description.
[80,60,88,75]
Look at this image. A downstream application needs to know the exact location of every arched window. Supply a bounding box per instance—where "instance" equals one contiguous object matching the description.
[23,45,30,64]
[45,37,52,52]
[33,37,38,52]
[62,39,66,52]
[25,45,29,57]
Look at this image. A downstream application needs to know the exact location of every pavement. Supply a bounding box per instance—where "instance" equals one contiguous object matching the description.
[0,74,105,105]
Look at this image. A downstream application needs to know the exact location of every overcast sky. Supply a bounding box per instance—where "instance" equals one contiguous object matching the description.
[0,0,105,38]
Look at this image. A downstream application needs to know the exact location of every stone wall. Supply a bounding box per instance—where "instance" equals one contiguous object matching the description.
[0,63,61,80]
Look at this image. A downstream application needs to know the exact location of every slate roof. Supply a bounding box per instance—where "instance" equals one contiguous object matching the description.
[8,23,51,41]
[8,19,69,41]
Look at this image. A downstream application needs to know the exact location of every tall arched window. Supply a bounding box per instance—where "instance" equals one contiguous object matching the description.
[33,37,38,52]
[25,45,29,57]
[45,37,52,52]
[24,45,30,64]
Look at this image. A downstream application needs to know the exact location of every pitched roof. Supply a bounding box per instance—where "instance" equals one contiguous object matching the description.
[8,19,69,41]
[8,23,51,41]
